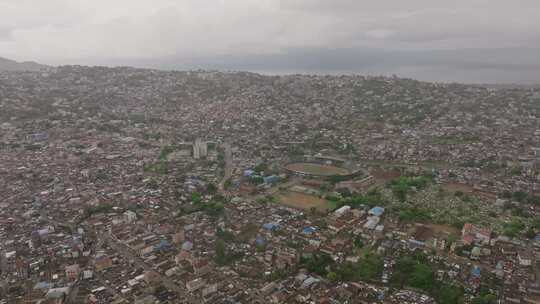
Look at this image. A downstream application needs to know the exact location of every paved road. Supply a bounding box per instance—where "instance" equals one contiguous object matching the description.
[66,284,80,304]
[104,233,200,304]
[218,142,233,191]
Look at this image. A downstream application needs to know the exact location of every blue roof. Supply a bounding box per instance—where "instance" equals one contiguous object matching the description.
[369,206,385,216]
[471,266,481,277]
[262,223,279,230]
[155,239,170,250]
[34,282,54,290]
[535,234,540,241]
[255,236,266,246]
[264,175,280,184]
[303,227,316,234]
[244,170,255,177]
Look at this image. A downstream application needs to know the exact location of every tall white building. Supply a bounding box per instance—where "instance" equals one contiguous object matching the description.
[193,138,208,159]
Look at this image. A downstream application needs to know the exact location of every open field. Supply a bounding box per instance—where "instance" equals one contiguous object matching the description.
[428,223,460,236]
[275,191,331,212]
[285,162,350,176]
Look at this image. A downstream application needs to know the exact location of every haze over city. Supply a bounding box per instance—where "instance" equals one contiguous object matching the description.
[2,0,540,83]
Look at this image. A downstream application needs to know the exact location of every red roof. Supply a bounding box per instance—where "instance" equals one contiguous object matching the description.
[462,223,473,234]
[462,235,474,245]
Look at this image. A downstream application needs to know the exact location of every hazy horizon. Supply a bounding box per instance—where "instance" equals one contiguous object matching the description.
[2,0,540,83]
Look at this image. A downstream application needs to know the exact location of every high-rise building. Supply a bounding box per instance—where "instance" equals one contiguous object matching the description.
[193,138,208,159]
[193,139,200,159]
[200,140,207,158]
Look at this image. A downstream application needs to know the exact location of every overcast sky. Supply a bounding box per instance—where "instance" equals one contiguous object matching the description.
[1,0,539,83]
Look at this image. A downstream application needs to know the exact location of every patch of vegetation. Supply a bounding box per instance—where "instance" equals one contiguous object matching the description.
[397,205,432,222]
[214,239,243,266]
[391,255,431,289]
[510,167,522,175]
[337,188,386,209]
[433,136,479,145]
[353,236,364,248]
[216,227,235,241]
[253,163,268,173]
[471,293,497,304]
[389,175,431,202]
[206,182,217,194]
[268,269,289,281]
[318,250,384,283]
[159,145,176,160]
[391,254,464,304]
[248,175,264,185]
[356,253,384,281]
[327,175,349,184]
[300,253,334,276]
[188,192,225,216]
[143,162,168,174]
[501,190,540,205]
[502,220,525,238]
[436,284,464,304]
[191,192,202,204]
[287,145,304,159]
[201,200,225,216]
[83,204,114,219]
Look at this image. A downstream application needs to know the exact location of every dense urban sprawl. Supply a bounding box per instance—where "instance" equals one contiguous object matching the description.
[1,66,539,304]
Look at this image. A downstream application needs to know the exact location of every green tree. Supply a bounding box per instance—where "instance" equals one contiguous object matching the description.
[527,195,540,206]
[358,254,383,281]
[525,228,536,239]
[159,145,175,160]
[215,239,226,260]
[335,262,360,281]
[353,236,364,248]
[250,176,264,185]
[326,271,338,282]
[512,191,528,202]
[300,253,333,276]
[510,167,522,175]
[503,220,525,238]
[253,163,268,173]
[191,192,202,204]
[206,182,217,194]
[410,264,434,290]
[392,181,409,202]
[391,256,416,288]
[214,239,242,265]
[436,284,464,304]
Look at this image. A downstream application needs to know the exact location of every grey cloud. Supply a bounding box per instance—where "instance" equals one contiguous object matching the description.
[0,28,12,41]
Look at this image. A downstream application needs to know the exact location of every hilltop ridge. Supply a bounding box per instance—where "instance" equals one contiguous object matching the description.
[0,56,48,71]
